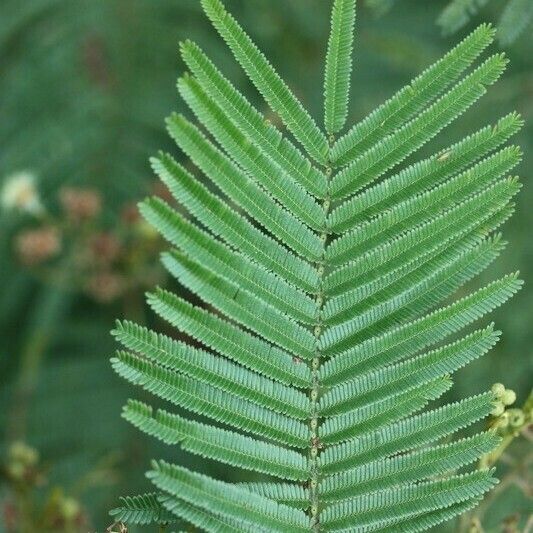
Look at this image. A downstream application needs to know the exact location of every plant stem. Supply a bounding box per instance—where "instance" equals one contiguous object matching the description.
[7,285,69,441]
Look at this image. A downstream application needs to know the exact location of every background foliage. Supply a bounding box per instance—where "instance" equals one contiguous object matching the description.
[0,0,531,531]
[368,0,533,46]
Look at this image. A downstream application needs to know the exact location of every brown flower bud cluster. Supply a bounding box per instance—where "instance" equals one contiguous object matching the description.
[15,228,61,266]
[59,187,101,222]
[12,184,164,304]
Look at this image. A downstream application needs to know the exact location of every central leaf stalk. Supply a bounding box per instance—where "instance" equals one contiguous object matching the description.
[309,150,334,531]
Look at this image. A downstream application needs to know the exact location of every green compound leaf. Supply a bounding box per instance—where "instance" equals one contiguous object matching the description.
[110,2,523,530]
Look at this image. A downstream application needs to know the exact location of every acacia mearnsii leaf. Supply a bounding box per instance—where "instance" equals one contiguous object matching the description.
[322,234,502,344]
[112,321,310,419]
[321,237,506,349]
[147,287,312,384]
[370,239,503,328]
[324,176,519,291]
[122,401,308,480]
[323,209,512,309]
[200,0,329,164]
[326,175,515,273]
[148,461,310,532]
[320,273,522,384]
[139,197,316,323]
[322,431,499,502]
[320,326,499,416]
[379,498,483,533]
[110,493,176,526]
[330,23,495,165]
[161,250,316,359]
[323,233,505,327]
[351,238,504,338]
[166,113,323,260]
[319,392,495,474]
[320,377,452,445]
[330,52,508,199]
[179,40,327,197]
[329,112,523,232]
[111,352,309,448]
[321,470,497,531]
[149,154,320,292]
[178,74,325,229]
[328,144,521,246]
[321,270,519,363]
[320,326,500,416]
[324,0,356,134]
[325,212,509,320]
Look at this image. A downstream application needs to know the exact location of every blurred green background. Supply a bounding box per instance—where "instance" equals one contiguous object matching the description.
[0,0,531,531]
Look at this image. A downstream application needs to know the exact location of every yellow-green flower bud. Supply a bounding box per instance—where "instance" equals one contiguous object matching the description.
[490,401,505,417]
[493,411,509,429]
[501,389,516,406]
[9,441,38,467]
[7,461,25,481]
[61,497,80,521]
[468,517,482,533]
[491,383,506,397]
[507,408,525,428]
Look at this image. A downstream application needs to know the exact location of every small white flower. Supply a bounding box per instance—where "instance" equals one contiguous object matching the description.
[1,171,44,215]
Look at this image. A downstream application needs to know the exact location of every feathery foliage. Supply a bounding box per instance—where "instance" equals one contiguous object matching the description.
[369,0,533,46]
[497,0,533,46]
[110,0,523,530]
[437,0,533,46]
